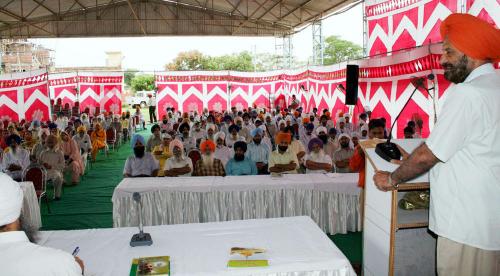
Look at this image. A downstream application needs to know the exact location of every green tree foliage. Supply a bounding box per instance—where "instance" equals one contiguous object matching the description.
[130,74,155,92]
[166,51,275,71]
[124,69,138,87]
[323,35,363,65]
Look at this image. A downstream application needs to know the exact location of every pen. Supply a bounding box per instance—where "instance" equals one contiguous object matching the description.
[72,246,80,257]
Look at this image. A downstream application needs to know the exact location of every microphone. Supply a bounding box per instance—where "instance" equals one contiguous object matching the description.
[130,192,153,247]
[375,75,428,162]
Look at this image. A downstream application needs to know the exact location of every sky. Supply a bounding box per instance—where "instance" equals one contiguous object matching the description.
[29,3,363,72]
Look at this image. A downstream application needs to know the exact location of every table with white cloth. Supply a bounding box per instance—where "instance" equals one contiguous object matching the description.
[112,173,361,234]
[19,181,42,230]
[37,216,356,276]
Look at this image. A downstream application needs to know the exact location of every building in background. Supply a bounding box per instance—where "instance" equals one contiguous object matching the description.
[53,51,123,73]
[0,39,54,73]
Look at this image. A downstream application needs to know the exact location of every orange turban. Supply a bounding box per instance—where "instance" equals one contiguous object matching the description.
[302,117,310,124]
[275,132,292,144]
[441,13,500,62]
[294,111,299,117]
[200,140,216,152]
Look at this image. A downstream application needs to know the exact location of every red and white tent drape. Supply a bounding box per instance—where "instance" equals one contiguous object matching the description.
[0,70,50,122]
[365,0,500,56]
[78,72,123,115]
[49,73,78,107]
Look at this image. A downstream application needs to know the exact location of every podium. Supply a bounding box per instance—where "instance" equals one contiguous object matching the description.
[361,139,436,276]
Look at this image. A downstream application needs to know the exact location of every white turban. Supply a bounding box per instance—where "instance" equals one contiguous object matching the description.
[338,133,354,149]
[0,173,23,226]
[316,126,327,135]
[214,131,226,141]
[161,133,172,139]
[206,123,216,132]
[338,117,346,123]
[278,120,286,127]
[344,113,350,119]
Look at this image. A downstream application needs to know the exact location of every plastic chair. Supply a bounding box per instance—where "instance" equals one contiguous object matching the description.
[22,164,50,213]
[188,149,201,172]
[106,127,117,152]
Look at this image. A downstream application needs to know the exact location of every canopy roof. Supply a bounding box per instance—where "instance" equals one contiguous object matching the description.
[0,0,358,38]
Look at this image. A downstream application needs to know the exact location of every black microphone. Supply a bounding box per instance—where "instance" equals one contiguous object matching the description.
[130,192,153,247]
[375,76,427,162]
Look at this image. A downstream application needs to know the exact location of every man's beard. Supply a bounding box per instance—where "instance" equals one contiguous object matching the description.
[253,138,261,145]
[442,55,471,84]
[134,146,145,158]
[20,216,38,243]
[340,142,349,149]
[10,146,17,154]
[234,153,245,161]
[202,153,214,167]
[311,150,323,160]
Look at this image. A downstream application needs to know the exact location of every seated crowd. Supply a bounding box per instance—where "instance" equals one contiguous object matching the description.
[121,105,422,180]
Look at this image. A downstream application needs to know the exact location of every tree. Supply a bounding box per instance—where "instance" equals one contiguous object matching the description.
[323,35,363,65]
[165,50,211,71]
[124,69,138,87]
[130,74,155,92]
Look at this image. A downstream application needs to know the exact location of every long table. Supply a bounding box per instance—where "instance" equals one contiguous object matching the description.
[112,174,361,234]
[37,216,356,276]
[19,181,42,230]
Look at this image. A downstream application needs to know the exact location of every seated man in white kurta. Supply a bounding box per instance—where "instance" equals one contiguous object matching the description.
[304,138,332,174]
[0,172,84,275]
[2,135,30,181]
[164,139,193,177]
[123,134,159,178]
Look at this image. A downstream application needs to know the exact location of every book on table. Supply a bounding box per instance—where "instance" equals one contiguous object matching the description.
[130,256,170,276]
[227,247,269,268]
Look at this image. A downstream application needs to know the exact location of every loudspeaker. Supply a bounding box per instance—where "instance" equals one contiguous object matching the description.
[345,64,359,105]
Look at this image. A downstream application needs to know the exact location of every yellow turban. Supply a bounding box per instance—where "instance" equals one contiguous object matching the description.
[77,126,86,133]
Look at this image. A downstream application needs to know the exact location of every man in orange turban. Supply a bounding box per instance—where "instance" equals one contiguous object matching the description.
[374,13,500,276]
[194,139,225,176]
[269,132,298,174]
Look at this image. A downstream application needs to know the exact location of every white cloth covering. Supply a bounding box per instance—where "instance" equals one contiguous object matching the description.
[304,152,333,174]
[112,174,361,234]
[0,172,23,226]
[0,231,82,276]
[19,182,42,230]
[165,156,193,176]
[2,148,30,180]
[37,217,356,276]
[426,63,500,250]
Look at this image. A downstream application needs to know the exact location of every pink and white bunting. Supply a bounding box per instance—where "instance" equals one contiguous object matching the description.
[0,70,50,123]
[78,72,123,115]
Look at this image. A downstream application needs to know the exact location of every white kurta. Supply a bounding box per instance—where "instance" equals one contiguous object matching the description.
[214,145,232,167]
[304,152,332,174]
[0,231,82,276]
[165,156,193,176]
[123,152,159,176]
[426,63,500,250]
[2,148,30,180]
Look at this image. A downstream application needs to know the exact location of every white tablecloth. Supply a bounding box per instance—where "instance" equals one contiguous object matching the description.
[19,181,42,230]
[112,174,361,234]
[37,216,356,276]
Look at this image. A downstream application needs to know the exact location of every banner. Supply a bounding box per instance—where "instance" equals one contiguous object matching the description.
[49,73,78,107]
[0,70,50,122]
[365,0,500,56]
[78,72,123,115]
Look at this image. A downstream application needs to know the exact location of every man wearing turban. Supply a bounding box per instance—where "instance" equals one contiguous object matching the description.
[333,133,354,173]
[304,138,332,174]
[245,127,270,175]
[374,14,500,275]
[178,122,196,153]
[2,134,30,181]
[268,132,299,174]
[213,132,231,168]
[194,140,225,176]
[0,173,84,275]
[225,124,245,148]
[225,141,257,176]
[123,134,159,178]
[39,135,65,200]
[72,126,92,171]
[152,133,173,177]
[300,123,316,149]
[164,139,193,177]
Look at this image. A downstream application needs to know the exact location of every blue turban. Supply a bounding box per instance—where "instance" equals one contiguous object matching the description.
[228,124,240,133]
[32,120,40,127]
[131,134,145,148]
[306,123,315,131]
[224,115,232,122]
[48,122,58,130]
[308,137,324,152]
[6,134,22,147]
[250,127,263,137]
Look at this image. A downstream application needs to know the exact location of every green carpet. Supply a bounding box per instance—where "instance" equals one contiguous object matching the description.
[40,125,362,267]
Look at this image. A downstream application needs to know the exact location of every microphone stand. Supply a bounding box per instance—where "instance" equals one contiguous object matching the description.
[375,81,423,162]
[130,193,153,247]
